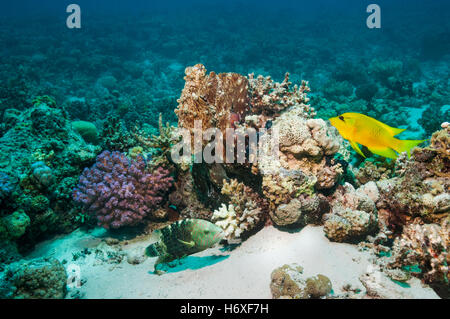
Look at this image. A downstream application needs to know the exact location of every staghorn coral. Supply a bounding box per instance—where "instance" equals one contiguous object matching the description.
[211,179,268,242]
[73,150,173,229]
[247,72,314,118]
[175,64,250,141]
[388,220,449,296]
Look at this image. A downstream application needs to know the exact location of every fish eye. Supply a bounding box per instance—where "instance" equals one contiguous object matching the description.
[339,116,345,121]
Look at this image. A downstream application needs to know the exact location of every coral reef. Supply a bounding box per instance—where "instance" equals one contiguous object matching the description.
[0,258,67,299]
[73,151,173,229]
[212,179,268,242]
[387,220,449,296]
[175,64,250,142]
[247,72,313,118]
[258,106,343,192]
[377,126,449,231]
[270,264,332,299]
[323,208,378,243]
[269,194,330,227]
[323,183,378,242]
[0,101,101,251]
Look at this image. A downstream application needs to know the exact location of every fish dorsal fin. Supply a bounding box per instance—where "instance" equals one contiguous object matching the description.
[177,239,195,248]
[349,140,366,158]
[345,112,405,136]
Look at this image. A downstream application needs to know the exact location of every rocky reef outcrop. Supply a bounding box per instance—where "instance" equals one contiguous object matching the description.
[0,99,101,255]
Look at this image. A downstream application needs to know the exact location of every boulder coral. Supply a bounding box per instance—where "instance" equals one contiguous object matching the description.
[258,105,343,191]
[270,264,332,299]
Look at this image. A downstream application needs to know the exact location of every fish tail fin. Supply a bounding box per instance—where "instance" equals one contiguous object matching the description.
[395,139,426,158]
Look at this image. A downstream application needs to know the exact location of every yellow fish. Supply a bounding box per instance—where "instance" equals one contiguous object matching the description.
[329,112,425,159]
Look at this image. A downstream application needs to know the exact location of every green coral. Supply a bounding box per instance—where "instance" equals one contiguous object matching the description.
[1,258,67,299]
[72,121,98,144]
[0,210,30,240]
[32,95,57,108]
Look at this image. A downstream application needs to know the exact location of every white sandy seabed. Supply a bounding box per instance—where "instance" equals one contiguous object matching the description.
[26,225,440,299]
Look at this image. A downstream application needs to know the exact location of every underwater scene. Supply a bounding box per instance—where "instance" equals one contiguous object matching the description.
[0,0,449,301]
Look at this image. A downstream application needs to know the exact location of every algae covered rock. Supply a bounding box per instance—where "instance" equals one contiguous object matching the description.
[323,208,378,243]
[0,258,67,299]
[1,210,30,239]
[270,264,332,299]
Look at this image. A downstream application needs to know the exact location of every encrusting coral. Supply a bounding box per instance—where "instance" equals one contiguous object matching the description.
[73,150,173,229]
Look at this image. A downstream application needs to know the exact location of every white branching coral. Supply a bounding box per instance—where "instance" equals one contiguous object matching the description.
[212,203,263,243]
[211,179,267,242]
[212,204,238,239]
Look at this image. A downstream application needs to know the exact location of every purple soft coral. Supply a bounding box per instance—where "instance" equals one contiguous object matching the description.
[73,150,173,229]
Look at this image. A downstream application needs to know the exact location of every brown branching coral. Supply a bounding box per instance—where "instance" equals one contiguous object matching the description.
[388,219,449,296]
[248,72,314,118]
[175,64,250,140]
[99,115,137,152]
[132,113,178,168]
